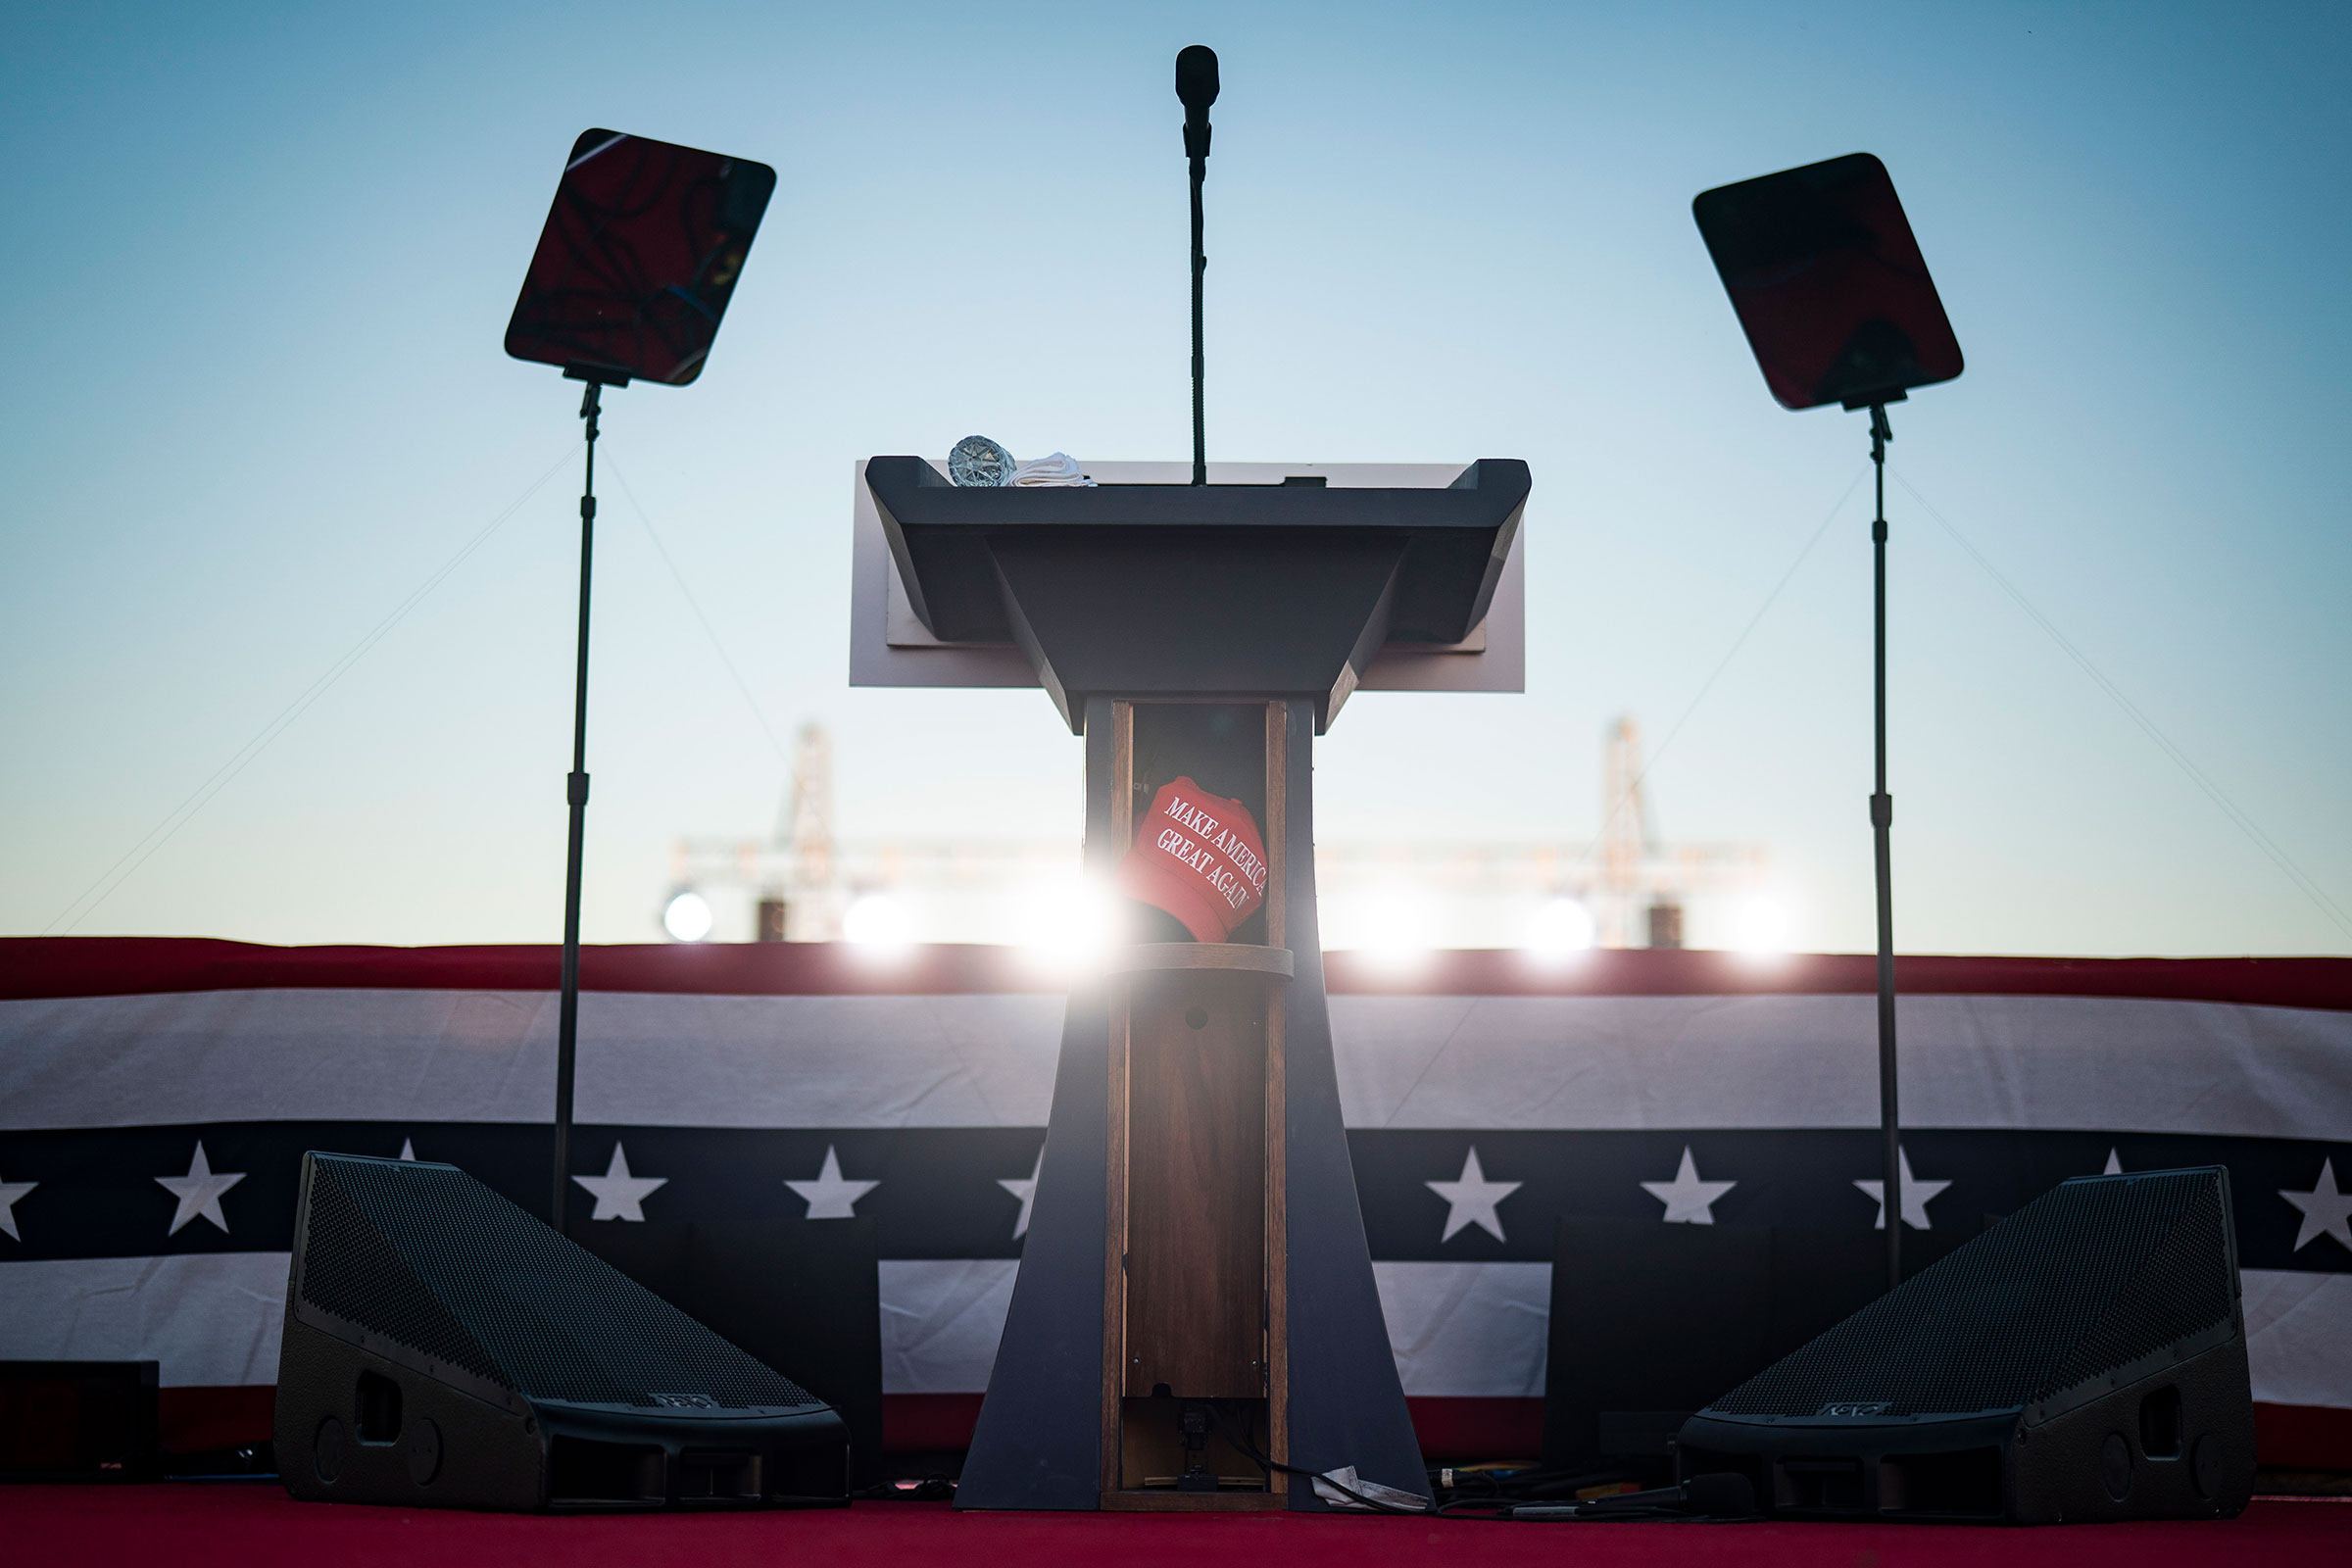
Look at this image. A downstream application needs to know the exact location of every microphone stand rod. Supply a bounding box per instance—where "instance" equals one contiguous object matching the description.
[1190,147,1206,485]
[1175,45,1217,484]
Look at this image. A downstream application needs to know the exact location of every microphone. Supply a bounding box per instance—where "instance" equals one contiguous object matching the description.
[1176,45,1218,160]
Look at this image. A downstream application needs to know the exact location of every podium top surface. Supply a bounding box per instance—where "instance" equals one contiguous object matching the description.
[864,454,1527,528]
[864,457,1529,649]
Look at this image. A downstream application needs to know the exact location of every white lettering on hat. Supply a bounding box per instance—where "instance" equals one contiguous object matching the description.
[1208,828,1265,886]
[1162,797,1224,842]
[1130,780,1270,933]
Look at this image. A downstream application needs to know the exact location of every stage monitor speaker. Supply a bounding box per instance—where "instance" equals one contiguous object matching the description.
[1677,1167,2255,1524]
[0,1360,160,1481]
[275,1152,848,1512]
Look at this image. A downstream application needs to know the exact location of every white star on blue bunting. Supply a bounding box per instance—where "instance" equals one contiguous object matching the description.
[787,1146,879,1219]
[1641,1147,1738,1224]
[157,1142,245,1236]
[1426,1147,1521,1243]
[1853,1147,1950,1231]
[572,1142,669,1222]
[0,1173,36,1242]
[999,1145,1045,1240]
[2280,1158,2352,1254]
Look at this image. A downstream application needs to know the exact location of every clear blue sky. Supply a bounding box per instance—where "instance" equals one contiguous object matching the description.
[3,1,2346,955]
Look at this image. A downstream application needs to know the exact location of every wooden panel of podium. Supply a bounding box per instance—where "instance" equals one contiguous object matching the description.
[1102,701,1290,1506]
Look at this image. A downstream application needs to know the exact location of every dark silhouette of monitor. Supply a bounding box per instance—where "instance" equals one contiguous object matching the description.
[505,129,775,387]
[1693,153,1962,411]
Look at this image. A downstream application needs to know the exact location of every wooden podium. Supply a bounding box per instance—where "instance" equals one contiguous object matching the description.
[855,457,1529,1510]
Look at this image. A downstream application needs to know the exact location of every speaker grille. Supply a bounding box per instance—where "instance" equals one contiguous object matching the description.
[2042,1174,2230,1396]
[299,1154,817,1410]
[300,1161,508,1388]
[1706,1169,2233,1419]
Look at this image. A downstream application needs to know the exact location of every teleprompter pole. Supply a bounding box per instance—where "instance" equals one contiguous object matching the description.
[1869,402,1900,1292]
[553,377,603,1234]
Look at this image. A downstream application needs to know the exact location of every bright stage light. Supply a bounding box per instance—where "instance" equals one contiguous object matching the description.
[662,890,714,943]
[1525,898,1596,960]
[1014,876,1119,973]
[1339,890,1429,973]
[844,892,915,951]
[1729,895,1792,955]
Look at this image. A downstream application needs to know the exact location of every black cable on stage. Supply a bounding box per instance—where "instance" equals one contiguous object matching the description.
[1208,1404,1427,1515]
[1213,1400,1693,1523]
[1435,1471,1758,1524]
[1430,1461,1636,1506]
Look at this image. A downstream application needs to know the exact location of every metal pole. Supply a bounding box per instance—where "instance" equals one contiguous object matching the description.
[1190,154,1206,486]
[1869,401,1900,1291]
[553,378,601,1233]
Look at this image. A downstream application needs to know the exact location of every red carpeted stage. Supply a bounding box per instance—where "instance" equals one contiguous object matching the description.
[9,1486,2348,1567]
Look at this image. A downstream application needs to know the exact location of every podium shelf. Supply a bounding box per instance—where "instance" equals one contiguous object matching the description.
[1107,944,1295,979]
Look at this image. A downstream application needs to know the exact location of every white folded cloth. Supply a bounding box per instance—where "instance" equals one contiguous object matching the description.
[1009,452,1096,486]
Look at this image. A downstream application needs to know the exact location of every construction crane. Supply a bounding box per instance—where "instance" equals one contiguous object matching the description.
[673,720,1074,945]
[672,716,1771,949]
[1588,714,1763,948]
[776,722,839,940]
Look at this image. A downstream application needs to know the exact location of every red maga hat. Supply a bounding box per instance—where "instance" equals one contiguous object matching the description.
[1119,777,1268,944]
